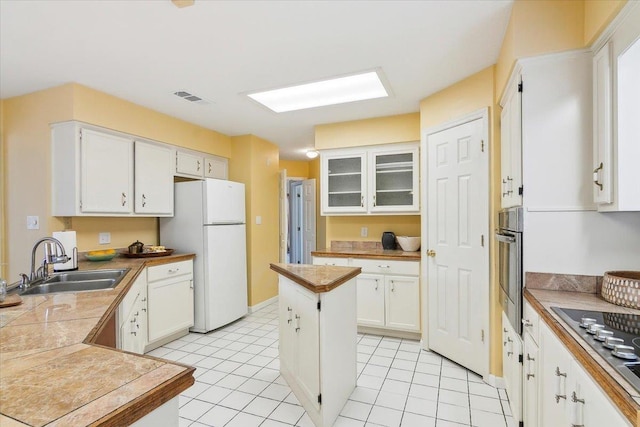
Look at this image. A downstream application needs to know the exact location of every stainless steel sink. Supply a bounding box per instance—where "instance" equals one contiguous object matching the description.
[17,268,129,296]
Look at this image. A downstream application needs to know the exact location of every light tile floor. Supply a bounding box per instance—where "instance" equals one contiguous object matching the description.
[148,301,516,427]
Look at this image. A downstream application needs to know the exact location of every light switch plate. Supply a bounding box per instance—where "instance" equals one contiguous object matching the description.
[99,232,111,244]
[27,216,40,230]
[256,216,262,225]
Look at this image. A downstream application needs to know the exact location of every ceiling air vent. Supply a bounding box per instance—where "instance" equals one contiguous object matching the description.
[173,90,211,105]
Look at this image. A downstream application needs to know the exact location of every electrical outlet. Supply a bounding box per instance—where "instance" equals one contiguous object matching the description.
[27,216,40,230]
[361,227,368,237]
[99,232,111,244]
[256,216,262,225]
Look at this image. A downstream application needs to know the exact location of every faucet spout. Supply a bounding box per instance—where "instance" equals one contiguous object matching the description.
[29,237,69,282]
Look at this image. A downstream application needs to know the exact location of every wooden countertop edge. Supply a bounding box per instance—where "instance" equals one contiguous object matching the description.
[89,364,196,427]
[311,250,421,261]
[524,289,640,427]
[269,263,362,293]
[79,254,196,426]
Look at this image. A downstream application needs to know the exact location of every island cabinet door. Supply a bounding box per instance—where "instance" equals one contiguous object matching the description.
[294,285,320,410]
[278,277,321,411]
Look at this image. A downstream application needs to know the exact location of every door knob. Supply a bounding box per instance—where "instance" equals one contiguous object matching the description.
[426,250,436,257]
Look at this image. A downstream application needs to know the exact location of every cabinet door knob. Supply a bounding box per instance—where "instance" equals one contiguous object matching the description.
[426,250,436,257]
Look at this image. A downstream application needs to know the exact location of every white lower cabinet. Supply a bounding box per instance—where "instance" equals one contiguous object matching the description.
[355,274,385,328]
[147,260,194,346]
[502,312,523,423]
[119,270,148,354]
[277,275,357,427]
[538,316,631,426]
[117,260,194,354]
[313,256,420,333]
[523,332,539,427]
[385,275,420,331]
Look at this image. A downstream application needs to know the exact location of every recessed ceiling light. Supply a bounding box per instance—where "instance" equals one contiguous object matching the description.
[306,150,319,159]
[247,70,389,113]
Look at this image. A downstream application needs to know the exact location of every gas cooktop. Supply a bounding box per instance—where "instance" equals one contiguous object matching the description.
[552,306,640,394]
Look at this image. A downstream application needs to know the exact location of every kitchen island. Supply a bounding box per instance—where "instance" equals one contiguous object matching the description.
[270,263,361,427]
[0,253,195,427]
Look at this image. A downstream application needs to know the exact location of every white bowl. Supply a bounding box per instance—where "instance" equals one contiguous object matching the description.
[396,236,421,252]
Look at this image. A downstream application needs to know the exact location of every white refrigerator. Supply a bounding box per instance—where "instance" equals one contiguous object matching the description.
[160,179,248,333]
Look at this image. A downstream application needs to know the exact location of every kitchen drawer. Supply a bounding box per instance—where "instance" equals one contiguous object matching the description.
[522,301,540,344]
[312,256,350,267]
[119,270,147,328]
[147,260,193,282]
[351,258,419,276]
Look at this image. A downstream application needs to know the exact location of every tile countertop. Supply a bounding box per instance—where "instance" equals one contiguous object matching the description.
[311,248,421,261]
[0,253,196,427]
[525,288,640,426]
[270,263,362,293]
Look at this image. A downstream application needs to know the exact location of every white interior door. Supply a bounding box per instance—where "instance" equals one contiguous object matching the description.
[424,113,489,376]
[280,170,288,262]
[302,179,316,264]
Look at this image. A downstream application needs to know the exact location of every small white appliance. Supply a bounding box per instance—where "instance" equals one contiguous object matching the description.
[160,179,248,333]
[52,230,78,271]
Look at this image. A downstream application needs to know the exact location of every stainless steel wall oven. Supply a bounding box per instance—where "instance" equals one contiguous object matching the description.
[496,207,523,334]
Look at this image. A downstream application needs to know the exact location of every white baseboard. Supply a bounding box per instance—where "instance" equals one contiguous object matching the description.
[358,326,421,341]
[486,374,505,389]
[249,295,278,313]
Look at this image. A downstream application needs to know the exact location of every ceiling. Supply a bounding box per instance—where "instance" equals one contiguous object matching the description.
[0,0,513,160]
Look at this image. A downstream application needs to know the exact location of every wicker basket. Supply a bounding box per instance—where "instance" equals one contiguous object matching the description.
[601,271,640,309]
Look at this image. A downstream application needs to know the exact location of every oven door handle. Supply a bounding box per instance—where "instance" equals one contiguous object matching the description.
[495,233,517,243]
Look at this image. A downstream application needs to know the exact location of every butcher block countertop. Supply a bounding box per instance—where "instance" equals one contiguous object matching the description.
[0,253,196,427]
[270,263,361,293]
[311,248,421,261]
[525,288,640,426]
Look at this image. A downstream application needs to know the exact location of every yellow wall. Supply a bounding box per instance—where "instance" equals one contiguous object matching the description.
[584,0,627,45]
[280,160,310,178]
[315,113,420,150]
[327,216,420,243]
[2,83,231,279]
[496,0,585,99]
[230,135,280,307]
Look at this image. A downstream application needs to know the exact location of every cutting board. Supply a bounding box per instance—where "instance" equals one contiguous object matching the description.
[0,294,22,308]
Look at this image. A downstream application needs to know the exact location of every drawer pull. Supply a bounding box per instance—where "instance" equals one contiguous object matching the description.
[377,265,390,269]
[167,268,180,274]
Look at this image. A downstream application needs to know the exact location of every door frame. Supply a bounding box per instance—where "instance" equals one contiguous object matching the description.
[420,107,490,377]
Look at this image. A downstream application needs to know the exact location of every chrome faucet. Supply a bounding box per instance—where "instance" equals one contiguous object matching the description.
[28,237,69,283]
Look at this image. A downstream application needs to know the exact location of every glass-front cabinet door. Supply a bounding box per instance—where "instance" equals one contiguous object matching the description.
[321,152,367,214]
[370,147,419,213]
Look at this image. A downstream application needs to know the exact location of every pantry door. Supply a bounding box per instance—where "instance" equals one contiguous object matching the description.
[422,109,489,377]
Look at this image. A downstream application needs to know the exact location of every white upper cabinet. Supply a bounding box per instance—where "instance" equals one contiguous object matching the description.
[52,122,135,216]
[322,151,367,214]
[205,156,228,179]
[502,50,593,212]
[134,141,174,216]
[52,122,175,217]
[175,151,204,178]
[593,3,640,211]
[321,143,419,215]
[370,147,419,213]
[500,80,523,209]
[80,129,134,214]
